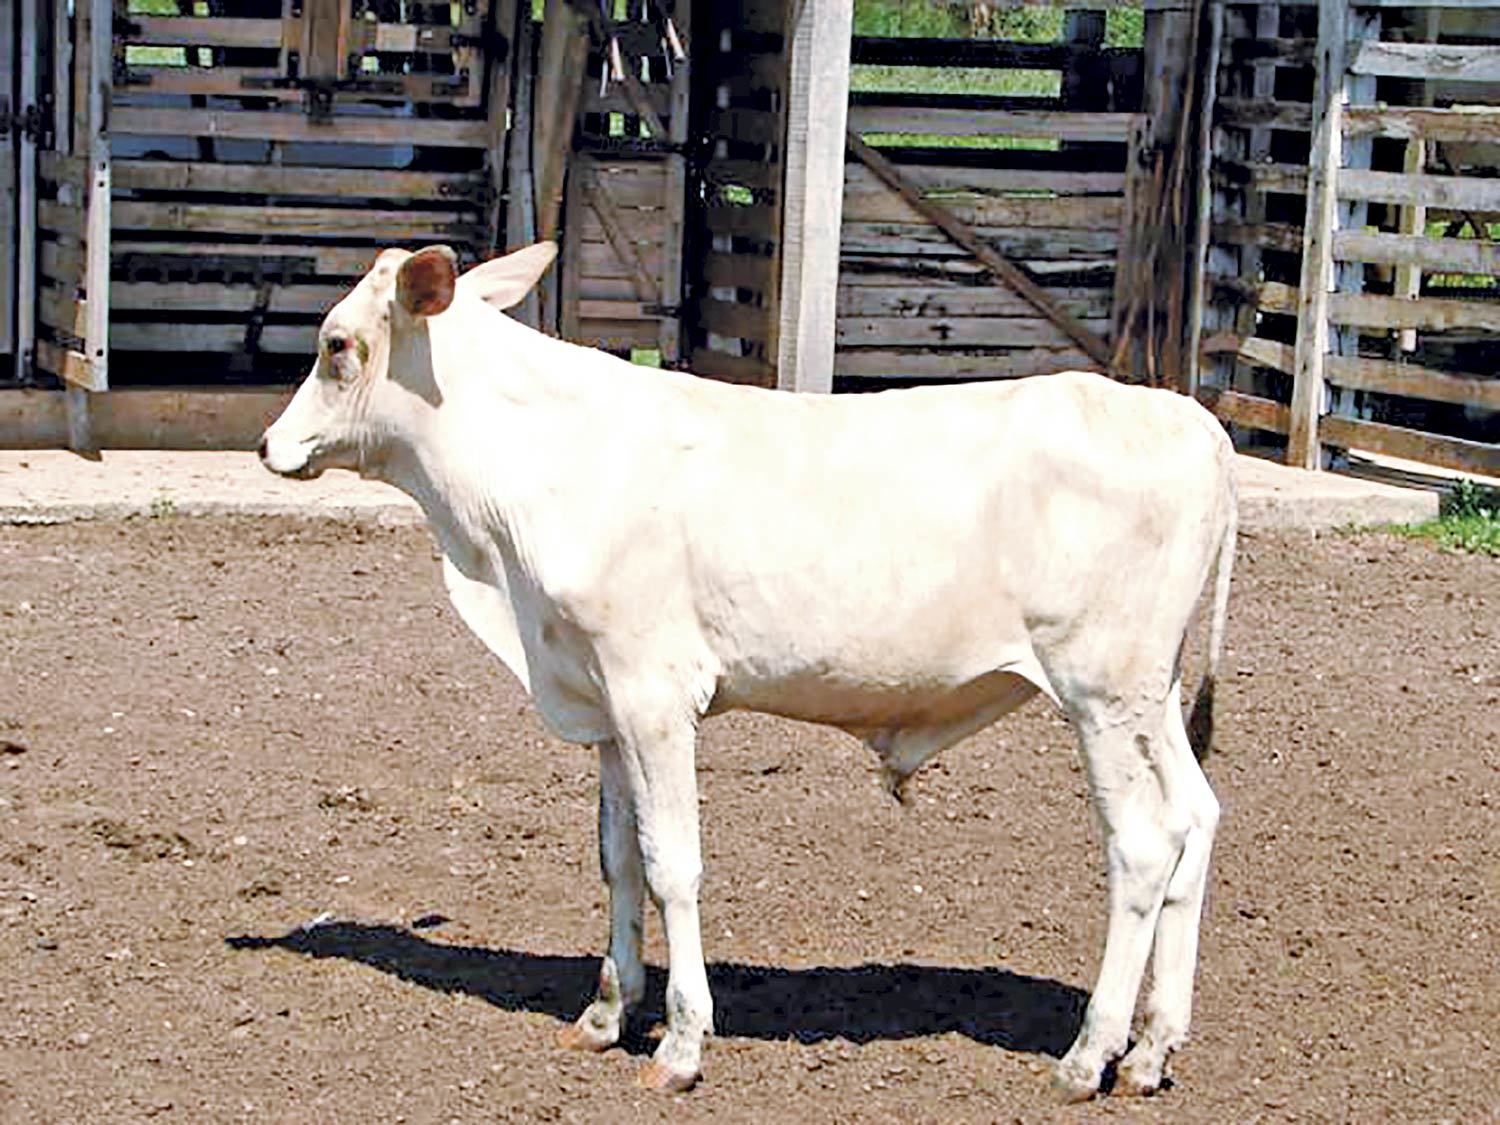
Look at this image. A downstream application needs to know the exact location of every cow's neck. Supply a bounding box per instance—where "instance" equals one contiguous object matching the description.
[372,311,608,574]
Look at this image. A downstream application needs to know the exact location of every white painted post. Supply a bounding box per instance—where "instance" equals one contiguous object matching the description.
[775,0,853,394]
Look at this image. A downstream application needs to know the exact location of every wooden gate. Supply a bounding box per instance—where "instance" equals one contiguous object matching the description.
[29,0,509,393]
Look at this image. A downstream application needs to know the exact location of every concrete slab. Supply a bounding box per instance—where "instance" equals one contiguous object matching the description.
[0,448,1438,530]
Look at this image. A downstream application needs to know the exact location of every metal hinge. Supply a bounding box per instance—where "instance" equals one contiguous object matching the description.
[2,99,48,144]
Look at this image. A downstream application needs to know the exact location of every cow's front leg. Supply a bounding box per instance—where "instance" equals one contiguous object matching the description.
[561,738,645,1052]
[612,701,712,1092]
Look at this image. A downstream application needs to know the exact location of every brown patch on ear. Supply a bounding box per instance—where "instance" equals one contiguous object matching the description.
[396,246,459,318]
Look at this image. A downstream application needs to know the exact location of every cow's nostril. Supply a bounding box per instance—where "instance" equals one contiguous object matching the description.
[256,435,269,461]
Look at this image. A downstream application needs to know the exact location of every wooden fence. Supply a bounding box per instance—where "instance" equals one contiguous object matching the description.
[1203,0,1499,478]
[834,15,1144,385]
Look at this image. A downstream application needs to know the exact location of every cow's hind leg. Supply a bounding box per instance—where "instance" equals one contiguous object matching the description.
[1115,685,1219,1096]
[561,738,646,1052]
[1054,698,1190,1103]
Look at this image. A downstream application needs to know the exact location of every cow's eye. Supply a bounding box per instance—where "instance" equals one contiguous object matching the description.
[326,336,348,355]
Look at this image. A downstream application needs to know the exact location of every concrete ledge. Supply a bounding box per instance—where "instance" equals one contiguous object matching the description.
[0,448,1438,531]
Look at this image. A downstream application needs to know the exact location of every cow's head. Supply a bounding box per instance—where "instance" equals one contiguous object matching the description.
[258,241,557,479]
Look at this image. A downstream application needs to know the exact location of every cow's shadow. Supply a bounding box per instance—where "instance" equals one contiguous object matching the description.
[226,921,1086,1058]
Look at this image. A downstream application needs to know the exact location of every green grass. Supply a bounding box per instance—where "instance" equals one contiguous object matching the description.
[1389,479,1500,557]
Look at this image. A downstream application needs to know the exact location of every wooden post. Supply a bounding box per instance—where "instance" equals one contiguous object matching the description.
[82,0,111,390]
[775,0,853,394]
[11,0,39,383]
[485,0,519,252]
[1287,0,1348,471]
[1,0,15,360]
[505,14,541,329]
[658,0,691,364]
[1185,0,1225,398]
[532,0,589,243]
[1395,10,1439,354]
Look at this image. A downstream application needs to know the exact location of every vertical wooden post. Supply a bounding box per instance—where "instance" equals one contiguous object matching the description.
[1395,10,1438,354]
[81,0,111,390]
[1288,0,1348,471]
[1,0,16,360]
[1185,0,1225,398]
[505,14,540,329]
[484,0,518,253]
[658,0,692,365]
[775,0,853,394]
[13,0,40,384]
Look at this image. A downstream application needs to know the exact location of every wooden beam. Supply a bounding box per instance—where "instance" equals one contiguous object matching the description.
[845,106,1137,143]
[1343,105,1500,142]
[110,107,489,148]
[846,133,1117,374]
[1319,415,1500,479]
[0,388,295,450]
[532,0,590,242]
[1326,354,1500,410]
[776,0,854,394]
[1333,229,1500,274]
[1288,0,1347,470]
[1350,42,1500,83]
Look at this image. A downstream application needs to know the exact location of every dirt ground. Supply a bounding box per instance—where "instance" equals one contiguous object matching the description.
[0,517,1495,1124]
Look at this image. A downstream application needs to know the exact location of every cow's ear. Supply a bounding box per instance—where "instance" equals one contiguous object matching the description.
[456,242,558,310]
[396,245,459,318]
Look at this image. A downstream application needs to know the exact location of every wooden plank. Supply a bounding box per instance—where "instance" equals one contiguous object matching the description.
[700,298,770,342]
[850,37,1123,71]
[1333,229,1500,274]
[1287,0,1346,468]
[1338,167,1500,211]
[575,318,661,350]
[838,316,1103,348]
[112,159,482,202]
[848,106,1137,143]
[110,282,346,314]
[1319,415,1499,477]
[833,347,1097,380]
[1212,220,1308,254]
[703,203,780,237]
[109,107,488,148]
[776,0,854,393]
[1263,281,1500,331]
[1239,335,1296,375]
[1211,390,1291,434]
[110,322,318,354]
[1344,106,1500,142]
[841,190,1121,229]
[579,239,665,280]
[837,284,1111,319]
[1215,98,1312,130]
[109,201,478,240]
[845,162,1124,197]
[841,221,1118,259]
[0,389,296,450]
[33,340,95,389]
[845,133,1117,373]
[1350,42,1500,83]
[704,252,776,293]
[690,351,774,387]
[124,16,285,49]
[39,288,89,337]
[1326,354,1500,409]
[108,240,378,277]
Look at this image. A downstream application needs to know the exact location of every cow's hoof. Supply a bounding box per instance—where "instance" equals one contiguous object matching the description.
[557,1015,617,1053]
[1114,1050,1166,1098]
[635,1058,699,1093]
[1051,1058,1100,1104]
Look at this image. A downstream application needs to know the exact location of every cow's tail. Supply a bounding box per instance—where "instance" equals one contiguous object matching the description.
[1187,490,1236,763]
